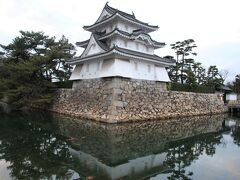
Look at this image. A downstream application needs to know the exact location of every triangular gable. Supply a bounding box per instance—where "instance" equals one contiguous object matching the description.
[81,35,106,58]
[95,8,112,23]
[135,34,153,45]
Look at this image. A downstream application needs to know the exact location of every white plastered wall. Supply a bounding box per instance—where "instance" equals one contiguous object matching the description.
[70,58,170,82]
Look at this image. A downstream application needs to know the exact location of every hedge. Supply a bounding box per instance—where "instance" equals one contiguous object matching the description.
[53,81,73,89]
[168,83,215,93]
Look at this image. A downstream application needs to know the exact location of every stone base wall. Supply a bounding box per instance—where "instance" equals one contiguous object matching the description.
[51,77,227,123]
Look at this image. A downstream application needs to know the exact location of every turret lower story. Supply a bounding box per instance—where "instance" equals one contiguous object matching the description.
[70,58,170,82]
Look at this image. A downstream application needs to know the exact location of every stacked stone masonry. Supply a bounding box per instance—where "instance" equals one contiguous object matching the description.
[51,77,227,123]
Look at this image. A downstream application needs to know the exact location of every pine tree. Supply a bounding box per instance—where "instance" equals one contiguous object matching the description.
[0,31,76,108]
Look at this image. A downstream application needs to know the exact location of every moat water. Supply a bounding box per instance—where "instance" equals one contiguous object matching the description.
[0,111,240,180]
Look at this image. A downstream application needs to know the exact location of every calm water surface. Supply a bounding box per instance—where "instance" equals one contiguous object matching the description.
[0,111,240,180]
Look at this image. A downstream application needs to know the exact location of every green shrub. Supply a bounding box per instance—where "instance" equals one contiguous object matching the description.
[53,81,73,89]
[169,83,215,93]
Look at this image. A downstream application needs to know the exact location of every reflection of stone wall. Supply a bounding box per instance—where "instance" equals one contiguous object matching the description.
[0,96,11,113]
[51,77,227,123]
[53,113,227,166]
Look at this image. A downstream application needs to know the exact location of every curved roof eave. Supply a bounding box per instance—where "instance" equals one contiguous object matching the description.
[68,46,175,66]
[68,47,115,64]
[99,28,165,48]
[76,40,89,47]
[114,46,175,64]
[83,13,158,32]
[76,28,166,49]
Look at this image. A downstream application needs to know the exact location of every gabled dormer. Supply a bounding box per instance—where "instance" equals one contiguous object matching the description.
[80,34,107,58]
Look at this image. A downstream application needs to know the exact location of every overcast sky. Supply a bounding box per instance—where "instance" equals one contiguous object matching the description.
[0,0,239,82]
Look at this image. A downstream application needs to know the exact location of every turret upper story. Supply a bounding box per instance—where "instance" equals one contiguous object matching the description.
[77,3,165,55]
[83,3,158,33]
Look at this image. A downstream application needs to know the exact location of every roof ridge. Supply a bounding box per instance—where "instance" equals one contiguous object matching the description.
[83,12,158,31]
[83,3,159,31]
[105,3,135,19]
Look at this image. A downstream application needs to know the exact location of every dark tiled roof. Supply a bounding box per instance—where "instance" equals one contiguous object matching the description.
[83,4,158,31]
[77,28,165,48]
[100,28,165,47]
[104,2,135,19]
[76,40,89,46]
[94,30,106,36]
[69,45,175,65]
[114,46,175,64]
[152,40,166,46]
[69,47,114,63]
[105,4,158,29]
[132,29,146,34]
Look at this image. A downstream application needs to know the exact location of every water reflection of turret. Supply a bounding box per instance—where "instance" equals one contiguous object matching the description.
[0,112,231,180]
[52,114,227,180]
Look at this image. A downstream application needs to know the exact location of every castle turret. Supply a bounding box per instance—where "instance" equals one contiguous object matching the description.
[69,3,175,83]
